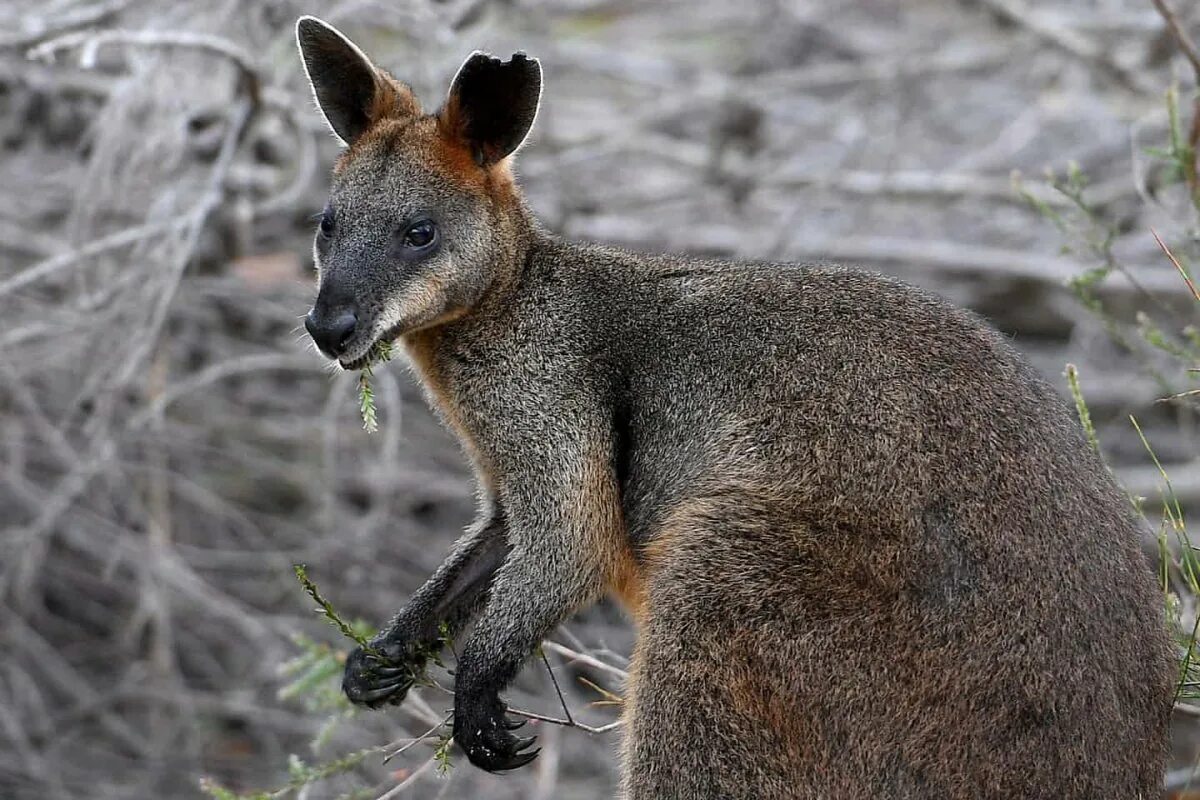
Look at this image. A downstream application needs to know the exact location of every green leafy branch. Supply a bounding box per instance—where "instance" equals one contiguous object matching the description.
[357,340,394,434]
[293,564,378,656]
[200,749,380,800]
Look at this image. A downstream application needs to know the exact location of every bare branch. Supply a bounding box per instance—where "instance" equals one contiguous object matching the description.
[542,640,629,681]
[1150,0,1200,83]
[972,0,1155,94]
[27,28,260,100]
[0,0,136,51]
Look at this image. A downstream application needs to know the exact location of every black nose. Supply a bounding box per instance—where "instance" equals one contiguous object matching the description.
[305,308,358,358]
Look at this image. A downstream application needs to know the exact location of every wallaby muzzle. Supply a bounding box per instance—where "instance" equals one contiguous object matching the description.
[305,288,359,359]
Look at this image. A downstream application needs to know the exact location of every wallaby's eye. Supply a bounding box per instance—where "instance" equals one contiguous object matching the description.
[391,217,439,261]
[318,204,335,239]
[401,219,438,252]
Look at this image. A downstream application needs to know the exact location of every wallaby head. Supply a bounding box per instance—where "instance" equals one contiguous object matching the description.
[295,17,542,367]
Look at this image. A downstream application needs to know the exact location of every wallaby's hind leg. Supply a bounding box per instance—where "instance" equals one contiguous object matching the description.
[620,640,730,800]
[619,624,802,800]
[619,497,1169,800]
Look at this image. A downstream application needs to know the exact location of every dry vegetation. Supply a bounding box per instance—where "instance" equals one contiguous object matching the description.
[0,0,1198,798]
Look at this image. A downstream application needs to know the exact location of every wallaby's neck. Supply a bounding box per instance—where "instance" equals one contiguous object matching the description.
[487,194,542,306]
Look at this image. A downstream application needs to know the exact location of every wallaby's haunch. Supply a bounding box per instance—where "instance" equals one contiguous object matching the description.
[296,17,1171,799]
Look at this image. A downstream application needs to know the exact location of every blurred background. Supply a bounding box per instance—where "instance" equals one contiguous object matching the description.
[1,0,1199,797]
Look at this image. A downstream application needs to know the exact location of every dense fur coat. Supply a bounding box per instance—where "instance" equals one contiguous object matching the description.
[296,17,1173,799]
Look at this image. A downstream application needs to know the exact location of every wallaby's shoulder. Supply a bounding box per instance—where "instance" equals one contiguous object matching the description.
[523,234,1006,352]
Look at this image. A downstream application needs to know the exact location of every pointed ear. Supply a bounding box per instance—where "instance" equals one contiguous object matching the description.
[439,51,542,167]
[295,16,421,145]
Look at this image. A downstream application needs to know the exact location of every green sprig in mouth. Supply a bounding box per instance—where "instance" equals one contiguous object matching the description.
[355,340,394,433]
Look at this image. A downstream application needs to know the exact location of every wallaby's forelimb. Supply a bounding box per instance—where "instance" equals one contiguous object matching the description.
[342,510,508,708]
[387,509,510,645]
[451,434,620,772]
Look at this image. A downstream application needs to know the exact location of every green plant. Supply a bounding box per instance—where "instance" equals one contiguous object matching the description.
[432,734,455,776]
[293,564,378,654]
[1025,79,1199,712]
[200,569,453,799]
[357,340,394,434]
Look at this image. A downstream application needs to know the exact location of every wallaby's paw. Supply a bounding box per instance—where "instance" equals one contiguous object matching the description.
[342,643,420,709]
[453,693,539,772]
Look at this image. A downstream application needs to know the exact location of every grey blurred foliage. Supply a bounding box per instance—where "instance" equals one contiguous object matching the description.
[0,0,1198,797]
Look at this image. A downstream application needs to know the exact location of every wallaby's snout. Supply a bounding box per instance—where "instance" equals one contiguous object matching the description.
[295,16,542,370]
[304,298,358,359]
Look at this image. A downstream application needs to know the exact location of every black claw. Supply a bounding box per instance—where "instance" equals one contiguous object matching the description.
[475,747,540,774]
[503,748,540,770]
[503,716,526,730]
[342,639,428,711]
[359,681,410,702]
[372,666,408,677]
[513,734,537,752]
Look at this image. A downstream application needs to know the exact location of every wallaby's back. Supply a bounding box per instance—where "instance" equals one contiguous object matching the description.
[513,238,1172,798]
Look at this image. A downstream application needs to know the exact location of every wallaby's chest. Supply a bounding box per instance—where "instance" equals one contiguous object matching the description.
[402,330,495,488]
[402,324,566,483]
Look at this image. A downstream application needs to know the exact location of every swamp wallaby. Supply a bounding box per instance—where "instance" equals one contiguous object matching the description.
[295,16,1172,799]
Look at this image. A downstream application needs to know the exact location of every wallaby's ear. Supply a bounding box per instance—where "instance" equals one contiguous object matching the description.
[439,51,542,167]
[295,16,421,146]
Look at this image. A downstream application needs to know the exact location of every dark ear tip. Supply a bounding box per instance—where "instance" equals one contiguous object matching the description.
[511,52,541,72]
[463,52,502,70]
[295,16,338,51]
[295,15,323,37]
[463,50,540,73]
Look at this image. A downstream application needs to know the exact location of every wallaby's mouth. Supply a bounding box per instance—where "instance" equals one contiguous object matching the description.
[337,321,407,371]
[339,353,371,371]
